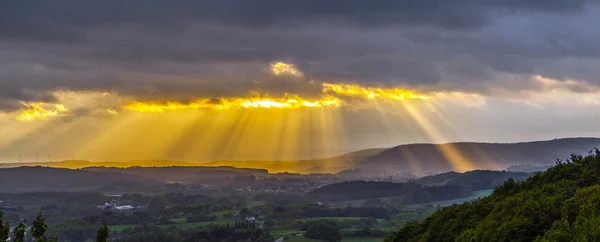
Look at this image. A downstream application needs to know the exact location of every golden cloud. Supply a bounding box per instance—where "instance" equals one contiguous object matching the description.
[17,104,70,121]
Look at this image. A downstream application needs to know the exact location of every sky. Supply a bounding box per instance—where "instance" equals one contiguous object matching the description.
[1,0,600,163]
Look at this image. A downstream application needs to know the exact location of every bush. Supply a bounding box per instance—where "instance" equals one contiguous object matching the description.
[304,221,342,242]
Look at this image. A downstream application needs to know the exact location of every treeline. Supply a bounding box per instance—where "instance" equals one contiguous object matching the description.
[387,150,600,241]
[254,202,390,220]
[307,181,422,201]
[117,221,272,242]
[0,211,109,242]
[308,170,531,204]
[1,211,273,242]
[307,181,470,204]
[411,170,531,189]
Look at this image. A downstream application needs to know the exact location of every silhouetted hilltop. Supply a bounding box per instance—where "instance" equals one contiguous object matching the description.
[356,138,600,177]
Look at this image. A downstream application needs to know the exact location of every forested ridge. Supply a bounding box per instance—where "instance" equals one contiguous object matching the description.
[386,149,600,242]
[307,170,529,203]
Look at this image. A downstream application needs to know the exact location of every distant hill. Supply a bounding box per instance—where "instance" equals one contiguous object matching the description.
[352,138,600,177]
[307,170,530,203]
[0,148,386,174]
[83,166,268,184]
[410,170,530,189]
[0,160,205,169]
[307,181,422,201]
[195,148,387,173]
[386,150,600,241]
[0,166,160,193]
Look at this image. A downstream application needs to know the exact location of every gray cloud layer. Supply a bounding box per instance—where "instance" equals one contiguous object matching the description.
[1,0,600,111]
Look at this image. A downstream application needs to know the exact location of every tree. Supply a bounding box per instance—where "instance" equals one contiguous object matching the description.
[96,225,109,242]
[149,196,169,210]
[13,219,27,242]
[31,211,48,242]
[0,212,10,242]
[239,208,252,218]
[304,221,342,242]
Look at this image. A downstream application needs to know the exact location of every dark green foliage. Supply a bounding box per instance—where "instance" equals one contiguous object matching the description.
[0,212,10,242]
[239,207,252,217]
[32,211,48,242]
[301,219,338,231]
[304,221,342,242]
[347,227,390,238]
[96,225,109,242]
[118,222,272,242]
[13,219,27,242]
[387,150,600,242]
[185,214,216,223]
[157,214,174,225]
[307,181,422,201]
[308,171,529,204]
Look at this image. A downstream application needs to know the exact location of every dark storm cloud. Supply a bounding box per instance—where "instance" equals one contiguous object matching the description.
[1,0,600,111]
[0,0,592,42]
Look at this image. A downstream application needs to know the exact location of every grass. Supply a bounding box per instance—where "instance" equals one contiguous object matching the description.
[342,237,384,242]
[271,230,302,238]
[298,217,364,222]
[282,236,384,242]
[210,209,239,220]
[247,200,266,207]
[284,237,321,242]
[108,209,244,232]
[108,219,236,232]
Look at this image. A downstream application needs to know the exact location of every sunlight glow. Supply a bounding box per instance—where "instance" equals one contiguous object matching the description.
[322,83,429,101]
[400,102,476,172]
[123,95,341,112]
[17,104,69,121]
[271,62,304,77]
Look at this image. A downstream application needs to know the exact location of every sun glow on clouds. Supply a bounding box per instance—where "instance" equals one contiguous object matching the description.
[123,95,341,112]
[271,62,304,77]
[121,83,433,113]
[11,62,489,122]
[322,83,429,101]
[18,103,69,121]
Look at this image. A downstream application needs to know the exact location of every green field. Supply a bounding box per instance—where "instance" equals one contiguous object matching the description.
[284,236,320,242]
[298,217,364,222]
[247,200,266,207]
[342,237,383,242]
[271,230,302,238]
[283,236,384,242]
[210,209,239,220]
[108,219,236,232]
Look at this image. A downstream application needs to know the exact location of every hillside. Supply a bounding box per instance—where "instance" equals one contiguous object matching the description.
[308,170,530,203]
[83,166,268,184]
[386,150,600,241]
[0,167,160,193]
[355,138,600,177]
[411,170,531,189]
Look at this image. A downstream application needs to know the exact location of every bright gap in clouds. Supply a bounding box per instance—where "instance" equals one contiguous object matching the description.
[2,62,600,173]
